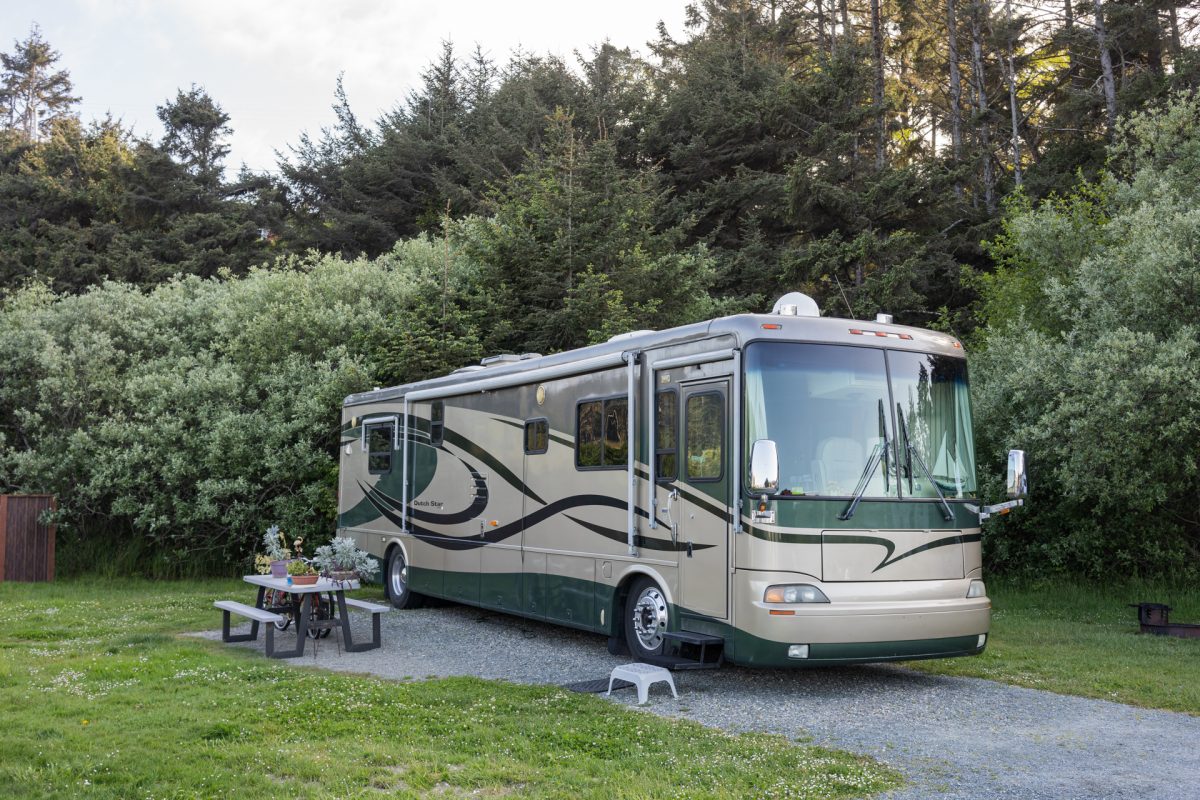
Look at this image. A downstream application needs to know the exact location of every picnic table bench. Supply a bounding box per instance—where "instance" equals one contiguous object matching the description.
[216,575,390,659]
[214,600,285,657]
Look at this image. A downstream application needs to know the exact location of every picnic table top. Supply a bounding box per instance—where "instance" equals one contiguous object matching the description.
[243,574,361,593]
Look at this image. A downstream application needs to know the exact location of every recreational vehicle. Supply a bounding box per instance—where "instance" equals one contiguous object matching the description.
[336,293,1027,668]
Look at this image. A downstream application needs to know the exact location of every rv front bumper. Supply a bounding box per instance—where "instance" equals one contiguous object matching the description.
[727,571,990,667]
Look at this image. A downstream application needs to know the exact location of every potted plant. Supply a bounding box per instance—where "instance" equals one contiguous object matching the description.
[312,536,380,584]
[255,525,293,578]
[287,558,319,585]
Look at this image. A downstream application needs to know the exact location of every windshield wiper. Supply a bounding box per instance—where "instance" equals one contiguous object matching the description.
[878,399,890,495]
[838,399,893,521]
[896,405,954,522]
[838,442,884,521]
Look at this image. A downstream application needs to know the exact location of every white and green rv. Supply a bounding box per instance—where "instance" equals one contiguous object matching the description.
[336,292,1027,668]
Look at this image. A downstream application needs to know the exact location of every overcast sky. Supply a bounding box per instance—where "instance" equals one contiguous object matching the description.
[0,0,691,174]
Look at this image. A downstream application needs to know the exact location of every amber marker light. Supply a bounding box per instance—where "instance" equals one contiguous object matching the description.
[761,323,783,330]
[489,520,499,526]
[769,610,795,616]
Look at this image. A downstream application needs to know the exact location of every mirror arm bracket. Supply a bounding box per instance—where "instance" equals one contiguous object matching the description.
[974,498,1024,521]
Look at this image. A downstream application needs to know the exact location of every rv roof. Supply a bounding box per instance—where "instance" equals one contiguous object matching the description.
[343,311,964,407]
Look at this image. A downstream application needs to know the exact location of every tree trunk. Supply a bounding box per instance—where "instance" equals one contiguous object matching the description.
[1004,0,1022,187]
[817,0,831,56]
[1092,0,1118,133]
[946,0,964,165]
[840,0,852,46]
[970,0,995,213]
[871,0,887,170]
[1064,0,1076,84]
[1168,6,1182,62]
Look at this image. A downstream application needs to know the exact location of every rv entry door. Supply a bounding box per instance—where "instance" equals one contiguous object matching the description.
[676,380,731,620]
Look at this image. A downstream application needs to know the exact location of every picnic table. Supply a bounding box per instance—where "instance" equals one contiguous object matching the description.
[215,574,389,659]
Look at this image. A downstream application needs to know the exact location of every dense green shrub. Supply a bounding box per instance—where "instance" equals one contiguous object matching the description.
[0,241,482,575]
[974,95,1200,581]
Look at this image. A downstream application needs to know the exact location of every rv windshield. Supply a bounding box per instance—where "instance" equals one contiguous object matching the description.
[744,343,977,499]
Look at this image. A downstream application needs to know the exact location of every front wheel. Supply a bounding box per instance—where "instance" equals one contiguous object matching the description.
[623,577,670,661]
[385,547,423,609]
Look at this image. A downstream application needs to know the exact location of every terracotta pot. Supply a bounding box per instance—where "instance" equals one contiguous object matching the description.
[290,574,318,585]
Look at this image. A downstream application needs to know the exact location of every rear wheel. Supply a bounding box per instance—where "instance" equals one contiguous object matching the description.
[263,589,291,631]
[385,547,423,609]
[623,576,670,661]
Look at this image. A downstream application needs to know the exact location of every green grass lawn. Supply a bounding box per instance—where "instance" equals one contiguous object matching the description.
[0,578,899,800]
[907,580,1200,714]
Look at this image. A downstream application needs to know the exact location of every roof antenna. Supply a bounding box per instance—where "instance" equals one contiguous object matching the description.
[832,274,855,318]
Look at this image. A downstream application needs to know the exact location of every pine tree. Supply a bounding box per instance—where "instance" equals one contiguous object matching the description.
[0,25,78,141]
[156,85,233,189]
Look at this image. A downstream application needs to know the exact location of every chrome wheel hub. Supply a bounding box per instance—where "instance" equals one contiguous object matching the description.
[389,554,408,597]
[631,586,668,651]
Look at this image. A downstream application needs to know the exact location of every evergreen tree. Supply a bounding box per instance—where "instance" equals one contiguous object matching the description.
[156,85,232,190]
[465,111,720,354]
[0,25,78,142]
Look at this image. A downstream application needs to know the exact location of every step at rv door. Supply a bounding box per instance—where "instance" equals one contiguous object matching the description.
[675,380,732,620]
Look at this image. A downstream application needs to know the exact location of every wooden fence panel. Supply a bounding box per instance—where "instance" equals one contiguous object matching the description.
[0,494,56,582]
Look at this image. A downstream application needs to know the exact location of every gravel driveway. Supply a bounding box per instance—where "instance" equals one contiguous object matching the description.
[202,603,1200,800]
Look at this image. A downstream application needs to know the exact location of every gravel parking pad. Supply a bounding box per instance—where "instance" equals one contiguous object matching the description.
[201,603,1200,800]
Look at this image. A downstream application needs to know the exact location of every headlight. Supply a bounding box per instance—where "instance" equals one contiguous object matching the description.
[966,579,986,599]
[764,584,829,604]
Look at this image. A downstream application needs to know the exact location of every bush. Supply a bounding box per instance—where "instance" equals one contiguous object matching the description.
[0,241,482,575]
[974,94,1200,581]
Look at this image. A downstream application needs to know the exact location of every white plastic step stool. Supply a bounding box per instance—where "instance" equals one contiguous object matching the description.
[607,663,678,705]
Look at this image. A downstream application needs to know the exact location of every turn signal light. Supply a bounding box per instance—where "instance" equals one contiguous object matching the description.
[764,584,830,604]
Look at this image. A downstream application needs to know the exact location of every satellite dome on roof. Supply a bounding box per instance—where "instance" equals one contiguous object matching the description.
[771,292,820,317]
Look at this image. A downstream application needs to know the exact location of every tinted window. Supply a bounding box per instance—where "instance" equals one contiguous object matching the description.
[576,397,630,470]
[430,401,445,446]
[367,423,394,474]
[686,393,723,481]
[655,390,677,480]
[525,419,548,454]
[604,398,628,464]
[576,401,602,467]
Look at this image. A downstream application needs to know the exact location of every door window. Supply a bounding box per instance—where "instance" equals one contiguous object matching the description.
[685,392,724,481]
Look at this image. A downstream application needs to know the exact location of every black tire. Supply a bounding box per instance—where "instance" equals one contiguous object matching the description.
[264,589,291,631]
[623,576,670,661]
[385,546,423,609]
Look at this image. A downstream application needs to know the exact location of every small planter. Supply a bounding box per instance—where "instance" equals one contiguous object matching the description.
[270,559,290,578]
[290,574,318,585]
[329,570,357,582]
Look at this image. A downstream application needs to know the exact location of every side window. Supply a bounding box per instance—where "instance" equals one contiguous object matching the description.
[655,390,678,481]
[524,419,548,455]
[576,397,629,469]
[576,401,602,467]
[430,401,444,446]
[686,393,724,481]
[367,422,394,474]
[604,398,628,464]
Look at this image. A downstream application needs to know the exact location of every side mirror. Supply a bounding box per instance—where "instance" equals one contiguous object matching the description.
[749,439,779,494]
[1006,449,1028,499]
